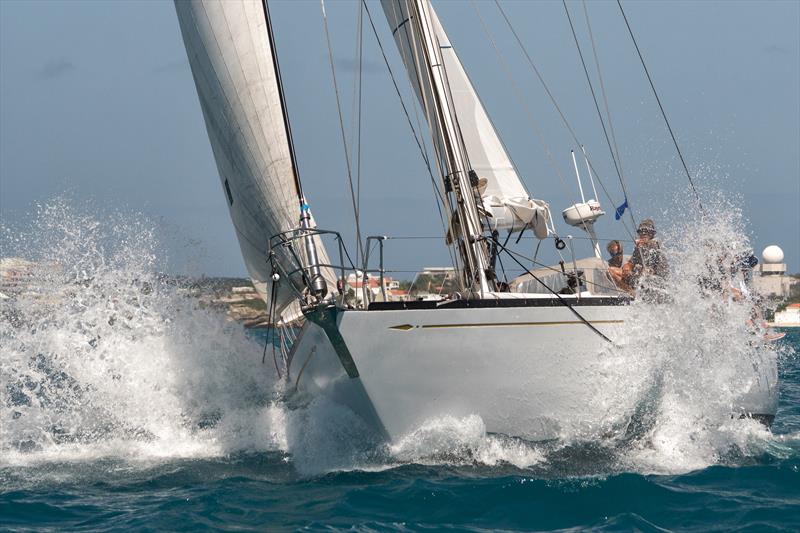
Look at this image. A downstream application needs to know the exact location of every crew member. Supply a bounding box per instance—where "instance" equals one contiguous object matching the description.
[606,240,623,268]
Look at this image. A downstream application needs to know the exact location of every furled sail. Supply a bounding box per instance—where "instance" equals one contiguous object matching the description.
[381,0,550,239]
[175,0,334,318]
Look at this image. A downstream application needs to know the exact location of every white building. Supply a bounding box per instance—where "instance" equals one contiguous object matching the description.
[752,245,797,299]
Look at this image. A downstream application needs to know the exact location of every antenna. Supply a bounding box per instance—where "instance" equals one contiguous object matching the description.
[570,150,586,203]
[564,149,605,260]
[581,146,599,202]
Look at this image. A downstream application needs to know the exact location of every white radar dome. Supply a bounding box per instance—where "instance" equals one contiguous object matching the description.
[762,245,784,264]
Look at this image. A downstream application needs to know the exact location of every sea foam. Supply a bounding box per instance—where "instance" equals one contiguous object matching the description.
[0,196,791,477]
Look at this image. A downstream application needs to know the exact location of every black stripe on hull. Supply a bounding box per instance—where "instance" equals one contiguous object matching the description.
[369,297,630,311]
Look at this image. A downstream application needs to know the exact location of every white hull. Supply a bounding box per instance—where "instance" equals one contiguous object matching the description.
[288,301,779,442]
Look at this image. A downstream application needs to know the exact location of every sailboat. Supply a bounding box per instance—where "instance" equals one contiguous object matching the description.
[174,0,778,442]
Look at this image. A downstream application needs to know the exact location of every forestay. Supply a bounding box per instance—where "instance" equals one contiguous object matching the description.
[381,0,551,238]
[175,0,334,319]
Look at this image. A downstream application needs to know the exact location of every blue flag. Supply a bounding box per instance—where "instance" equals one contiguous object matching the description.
[614,198,628,220]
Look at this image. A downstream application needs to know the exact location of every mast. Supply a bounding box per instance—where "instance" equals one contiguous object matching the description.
[385,0,491,293]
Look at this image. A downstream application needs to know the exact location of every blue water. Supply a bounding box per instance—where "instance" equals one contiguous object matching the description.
[1,330,798,532]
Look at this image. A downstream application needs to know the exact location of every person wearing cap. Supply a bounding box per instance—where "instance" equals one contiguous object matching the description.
[630,219,667,276]
[609,219,668,295]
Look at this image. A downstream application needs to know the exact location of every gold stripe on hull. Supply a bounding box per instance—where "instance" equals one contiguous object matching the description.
[389,320,624,331]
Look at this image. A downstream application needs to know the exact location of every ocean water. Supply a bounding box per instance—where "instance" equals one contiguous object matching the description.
[1,199,799,532]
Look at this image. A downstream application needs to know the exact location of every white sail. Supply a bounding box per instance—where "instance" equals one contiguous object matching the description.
[381,0,550,238]
[175,0,334,317]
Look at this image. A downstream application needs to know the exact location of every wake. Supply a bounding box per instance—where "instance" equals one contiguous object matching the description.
[0,196,793,477]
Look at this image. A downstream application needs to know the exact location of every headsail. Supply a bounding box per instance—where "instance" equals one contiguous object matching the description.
[175,0,333,318]
[381,0,550,239]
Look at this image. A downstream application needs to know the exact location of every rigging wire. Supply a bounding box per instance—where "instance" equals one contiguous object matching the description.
[434,48,501,279]
[362,0,441,206]
[469,0,573,203]
[582,0,631,221]
[471,0,601,249]
[379,264,627,298]
[532,238,542,266]
[392,0,476,289]
[563,1,622,190]
[393,2,455,264]
[493,0,636,241]
[406,0,485,288]
[264,279,283,378]
[563,0,637,230]
[320,0,364,264]
[616,0,704,214]
[470,1,607,279]
[496,242,628,296]
[380,234,637,244]
[363,0,460,277]
[351,1,364,238]
[386,1,440,182]
[490,236,616,343]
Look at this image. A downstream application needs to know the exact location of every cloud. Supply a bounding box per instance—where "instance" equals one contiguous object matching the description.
[35,58,75,80]
[152,59,189,74]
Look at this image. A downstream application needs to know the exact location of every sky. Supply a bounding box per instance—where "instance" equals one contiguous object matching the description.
[1,0,798,278]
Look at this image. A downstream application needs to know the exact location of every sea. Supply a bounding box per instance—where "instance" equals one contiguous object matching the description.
[1,199,799,532]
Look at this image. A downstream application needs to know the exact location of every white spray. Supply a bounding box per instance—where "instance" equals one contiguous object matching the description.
[0,196,792,477]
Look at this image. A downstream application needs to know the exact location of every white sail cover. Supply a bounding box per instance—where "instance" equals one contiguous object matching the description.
[382,0,550,238]
[175,0,334,317]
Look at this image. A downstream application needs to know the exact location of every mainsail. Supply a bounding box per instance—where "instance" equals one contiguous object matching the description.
[175,0,333,318]
[381,0,550,239]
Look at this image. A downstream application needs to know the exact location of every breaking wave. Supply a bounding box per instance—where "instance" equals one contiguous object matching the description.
[589,190,789,474]
[1,199,280,466]
[0,196,795,478]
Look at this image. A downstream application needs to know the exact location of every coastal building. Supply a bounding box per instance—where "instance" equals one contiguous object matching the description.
[752,245,798,299]
[774,303,800,327]
[344,272,407,303]
[1,257,35,281]
[0,257,37,298]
